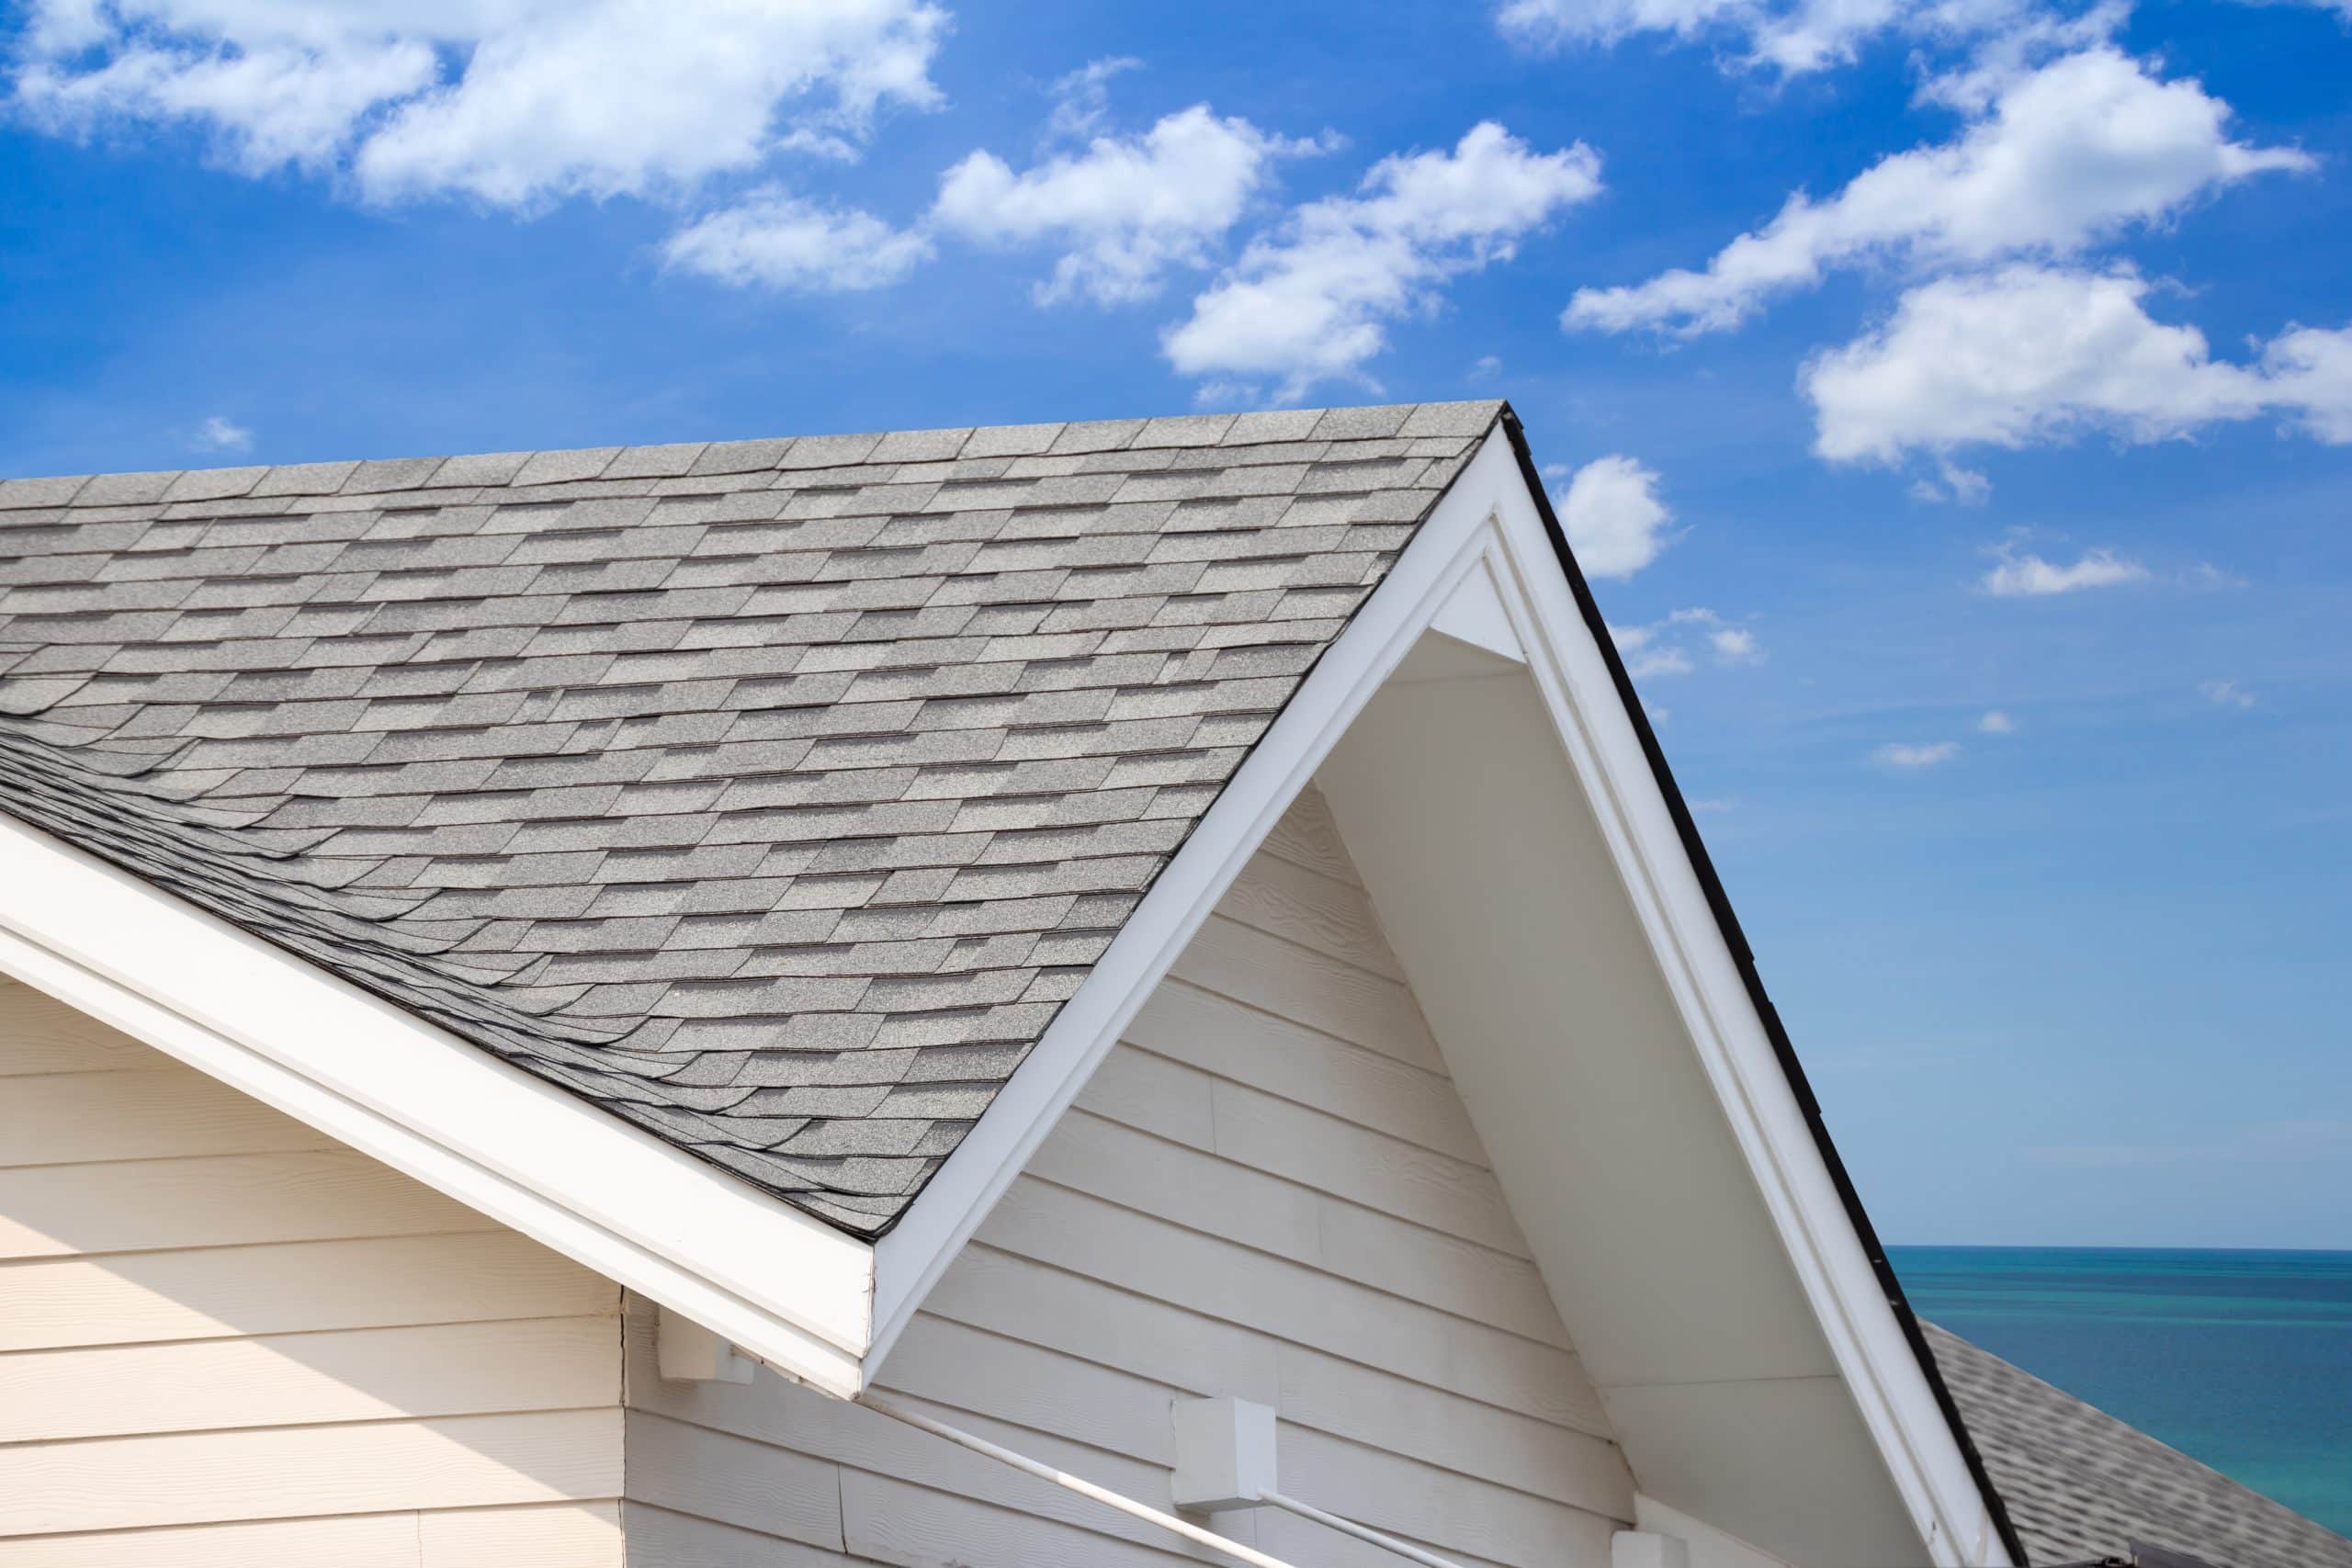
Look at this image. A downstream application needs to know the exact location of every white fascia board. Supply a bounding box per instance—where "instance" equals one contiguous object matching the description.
[0,815,872,1397]
[864,427,1529,1365]
[1465,458,2010,1567]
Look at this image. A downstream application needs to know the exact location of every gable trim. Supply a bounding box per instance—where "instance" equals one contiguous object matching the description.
[0,814,872,1397]
[1488,412,2027,1568]
[864,424,1532,1368]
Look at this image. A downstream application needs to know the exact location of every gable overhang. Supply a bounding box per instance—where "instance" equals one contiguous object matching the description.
[0,412,2018,1565]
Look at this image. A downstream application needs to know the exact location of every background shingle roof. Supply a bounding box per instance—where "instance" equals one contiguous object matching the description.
[1926,1323,2352,1568]
[0,400,1502,1235]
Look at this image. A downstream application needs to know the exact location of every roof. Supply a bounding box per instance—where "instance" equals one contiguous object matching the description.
[1924,1323,2352,1568]
[0,400,1498,1235]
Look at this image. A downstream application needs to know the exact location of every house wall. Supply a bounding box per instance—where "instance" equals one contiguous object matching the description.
[622,786,1637,1567]
[0,976,627,1567]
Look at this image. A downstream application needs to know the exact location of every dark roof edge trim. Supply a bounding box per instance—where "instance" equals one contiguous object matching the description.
[1495,403,2030,1568]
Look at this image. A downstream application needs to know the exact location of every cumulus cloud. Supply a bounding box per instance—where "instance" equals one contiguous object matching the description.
[193,414,254,453]
[1162,122,1601,400]
[1978,709,2016,733]
[10,0,947,207]
[1555,455,1675,579]
[1873,739,1961,767]
[662,188,932,292]
[1609,608,1762,676]
[1981,543,2150,595]
[1566,47,2311,336]
[1804,265,2352,466]
[933,107,1327,305]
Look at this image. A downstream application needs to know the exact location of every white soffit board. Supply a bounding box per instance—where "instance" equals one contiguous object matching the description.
[1428,556,1526,664]
[0,814,872,1397]
[1313,463,2007,1566]
[864,428,1531,1366]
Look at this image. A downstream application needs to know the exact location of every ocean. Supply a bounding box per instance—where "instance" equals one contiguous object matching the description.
[1888,1247,2352,1536]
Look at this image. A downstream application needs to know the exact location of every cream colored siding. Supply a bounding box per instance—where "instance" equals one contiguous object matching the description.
[625,787,1635,1567]
[0,977,626,1567]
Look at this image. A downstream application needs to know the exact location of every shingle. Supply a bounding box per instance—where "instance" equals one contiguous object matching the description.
[776,432,882,469]
[689,437,795,476]
[603,443,707,479]
[1221,409,1326,446]
[510,447,621,487]
[342,457,446,494]
[869,428,971,463]
[1047,418,1145,455]
[76,471,180,507]
[0,475,91,509]
[1307,404,1418,441]
[415,451,526,489]
[961,422,1064,459]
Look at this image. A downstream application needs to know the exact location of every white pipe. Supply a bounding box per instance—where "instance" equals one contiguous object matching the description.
[854,1391,1302,1568]
[1260,1487,1475,1568]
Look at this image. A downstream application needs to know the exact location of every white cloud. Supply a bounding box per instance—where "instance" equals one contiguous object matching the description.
[1496,0,1912,73]
[1470,354,1503,379]
[1566,48,2311,336]
[11,0,947,207]
[1556,455,1674,579]
[662,189,932,292]
[1162,122,1601,400]
[1494,0,2139,76]
[2199,678,2257,708]
[1609,607,1762,677]
[933,107,1324,306]
[1804,265,2352,466]
[1045,55,1139,141]
[1981,543,2150,595]
[1873,739,1961,767]
[194,414,253,452]
[1612,623,1696,678]
[1978,708,2016,733]
[1709,624,1762,663]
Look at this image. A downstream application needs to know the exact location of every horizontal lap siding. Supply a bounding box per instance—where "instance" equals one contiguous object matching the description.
[0,978,626,1566]
[624,787,1634,1567]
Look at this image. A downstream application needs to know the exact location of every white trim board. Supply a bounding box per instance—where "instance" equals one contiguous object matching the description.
[0,816,871,1398]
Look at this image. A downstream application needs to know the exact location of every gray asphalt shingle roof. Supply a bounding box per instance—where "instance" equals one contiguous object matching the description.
[0,400,1501,1235]
[1926,1323,2352,1568]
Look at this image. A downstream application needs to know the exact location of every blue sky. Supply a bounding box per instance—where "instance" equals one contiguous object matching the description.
[3,0,2347,1247]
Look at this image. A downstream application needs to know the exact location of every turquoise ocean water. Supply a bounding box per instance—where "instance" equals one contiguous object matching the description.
[1888,1247,2352,1535]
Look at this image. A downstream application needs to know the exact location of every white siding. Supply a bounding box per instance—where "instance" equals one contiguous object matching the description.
[0,976,626,1567]
[625,787,1635,1567]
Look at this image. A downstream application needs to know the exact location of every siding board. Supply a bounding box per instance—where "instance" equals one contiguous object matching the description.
[0,982,163,1077]
[0,1149,492,1259]
[0,1409,623,1537]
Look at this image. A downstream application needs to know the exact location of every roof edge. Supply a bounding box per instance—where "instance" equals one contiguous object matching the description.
[1492,406,2030,1567]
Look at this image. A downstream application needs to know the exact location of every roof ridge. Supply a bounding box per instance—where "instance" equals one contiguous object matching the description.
[0,400,1509,509]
